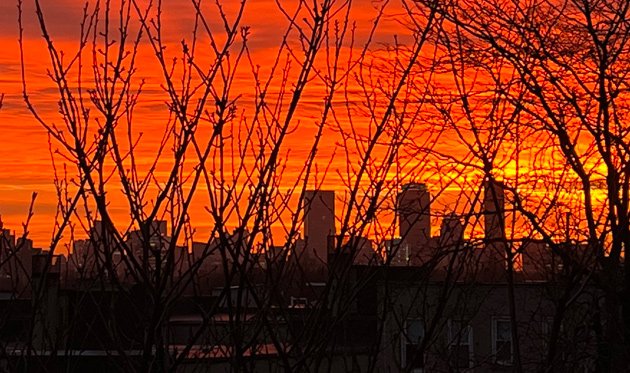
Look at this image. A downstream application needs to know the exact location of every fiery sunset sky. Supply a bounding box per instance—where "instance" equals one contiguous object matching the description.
[0,0,598,249]
[0,0,436,247]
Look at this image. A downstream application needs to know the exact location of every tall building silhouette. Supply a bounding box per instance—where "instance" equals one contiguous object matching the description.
[483,179,505,240]
[0,220,16,280]
[440,212,464,247]
[397,183,431,265]
[303,190,336,265]
[482,179,506,276]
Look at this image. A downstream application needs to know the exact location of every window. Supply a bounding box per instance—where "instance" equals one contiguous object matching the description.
[290,297,308,308]
[402,319,425,372]
[492,318,513,365]
[448,320,473,369]
[541,317,558,357]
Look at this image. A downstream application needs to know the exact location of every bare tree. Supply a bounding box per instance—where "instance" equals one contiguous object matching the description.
[407,0,630,371]
[6,0,617,372]
[11,0,459,372]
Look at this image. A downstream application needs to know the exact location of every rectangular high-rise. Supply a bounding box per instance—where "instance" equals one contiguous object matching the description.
[397,183,431,265]
[439,212,464,247]
[482,179,507,278]
[303,190,336,265]
[484,179,505,240]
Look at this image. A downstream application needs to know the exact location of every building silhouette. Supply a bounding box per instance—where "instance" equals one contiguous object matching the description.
[482,179,508,277]
[0,180,599,372]
[303,189,336,267]
[397,183,431,265]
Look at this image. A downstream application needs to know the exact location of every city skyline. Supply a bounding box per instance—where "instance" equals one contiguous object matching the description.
[0,0,602,246]
[0,0,416,244]
[0,0,628,371]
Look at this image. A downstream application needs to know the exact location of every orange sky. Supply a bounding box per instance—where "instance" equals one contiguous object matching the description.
[0,0,427,247]
[0,0,604,249]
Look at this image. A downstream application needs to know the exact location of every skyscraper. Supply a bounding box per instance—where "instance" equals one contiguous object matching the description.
[482,179,507,277]
[303,190,336,265]
[397,183,431,265]
[483,179,505,240]
[440,212,464,247]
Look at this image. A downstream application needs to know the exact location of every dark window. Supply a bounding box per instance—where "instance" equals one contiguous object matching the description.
[448,320,472,369]
[494,319,513,365]
[403,319,425,371]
